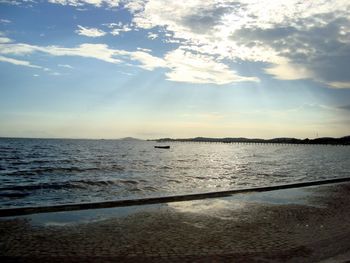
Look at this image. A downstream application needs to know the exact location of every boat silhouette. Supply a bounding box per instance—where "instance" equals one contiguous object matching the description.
[154,145,170,149]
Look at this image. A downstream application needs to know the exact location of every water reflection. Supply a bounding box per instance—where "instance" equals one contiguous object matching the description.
[2,138,348,207]
[168,187,316,219]
[5,186,320,227]
[168,199,246,220]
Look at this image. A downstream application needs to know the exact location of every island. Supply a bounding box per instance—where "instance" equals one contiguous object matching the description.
[150,136,350,145]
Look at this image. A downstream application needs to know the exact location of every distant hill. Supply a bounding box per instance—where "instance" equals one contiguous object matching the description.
[119,137,143,141]
[151,136,350,145]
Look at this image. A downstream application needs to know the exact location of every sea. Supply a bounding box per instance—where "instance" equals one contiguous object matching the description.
[0,138,349,208]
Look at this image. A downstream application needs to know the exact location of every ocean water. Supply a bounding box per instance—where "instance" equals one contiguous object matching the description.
[0,138,349,208]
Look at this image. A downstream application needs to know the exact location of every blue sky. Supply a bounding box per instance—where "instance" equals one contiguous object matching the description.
[0,0,349,139]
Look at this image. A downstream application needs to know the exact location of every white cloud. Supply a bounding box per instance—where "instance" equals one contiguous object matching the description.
[264,58,313,80]
[0,43,39,55]
[0,42,122,64]
[0,40,258,85]
[164,49,259,85]
[0,32,12,43]
[125,0,350,86]
[147,32,158,40]
[109,23,132,36]
[0,37,12,43]
[43,43,123,63]
[48,0,120,7]
[123,0,145,13]
[136,47,151,52]
[130,50,166,70]
[327,81,350,89]
[117,70,134,76]
[50,72,61,76]
[0,19,11,24]
[58,64,73,68]
[0,0,36,6]
[16,0,350,86]
[0,55,41,68]
[103,22,120,29]
[0,0,21,5]
[75,25,106,37]
[0,42,164,71]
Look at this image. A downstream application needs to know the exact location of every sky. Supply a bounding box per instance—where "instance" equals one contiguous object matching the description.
[0,0,349,139]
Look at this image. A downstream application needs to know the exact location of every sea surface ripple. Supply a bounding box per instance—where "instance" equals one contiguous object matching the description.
[0,138,349,207]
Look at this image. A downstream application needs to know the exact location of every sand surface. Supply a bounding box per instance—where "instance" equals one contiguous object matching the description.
[1,183,350,262]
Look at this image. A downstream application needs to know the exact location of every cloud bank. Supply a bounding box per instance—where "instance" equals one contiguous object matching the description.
[2,0,350,87]
[123,0,350,87]
[75,25,107,37]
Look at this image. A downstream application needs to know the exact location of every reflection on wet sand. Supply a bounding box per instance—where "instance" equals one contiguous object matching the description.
[1,183,350,262]
[168,199,245,220]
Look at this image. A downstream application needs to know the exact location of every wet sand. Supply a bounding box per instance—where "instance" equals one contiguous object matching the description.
[1,183,350,262]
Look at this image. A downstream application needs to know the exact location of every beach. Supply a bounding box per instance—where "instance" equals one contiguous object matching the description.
[1,182,350,262]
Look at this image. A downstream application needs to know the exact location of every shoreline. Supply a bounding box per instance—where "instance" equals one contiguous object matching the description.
[1,182,350,262]
[153,135,350,146]
[1,176,350,217]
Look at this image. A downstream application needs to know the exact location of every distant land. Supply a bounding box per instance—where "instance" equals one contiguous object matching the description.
[0,136,349,145]
[151,136,350,145]
[119,137,143,141]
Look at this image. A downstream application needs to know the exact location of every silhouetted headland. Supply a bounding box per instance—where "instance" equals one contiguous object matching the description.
[119,137,143,141]
[151,136,350,145]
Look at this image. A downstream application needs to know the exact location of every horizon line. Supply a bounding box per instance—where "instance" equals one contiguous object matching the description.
[0,135,349,141]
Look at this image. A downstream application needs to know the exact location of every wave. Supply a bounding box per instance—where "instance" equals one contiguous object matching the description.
[0,178,148,193]
[167,179,181,183]
[160,166,172,170]
[3,156,20,161]
[0,182,86,192]
[5,165,126,176]
[118,179,139,185]
[0,191,30,198]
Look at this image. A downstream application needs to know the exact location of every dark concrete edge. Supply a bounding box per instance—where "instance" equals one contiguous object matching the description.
[1,177,350,217]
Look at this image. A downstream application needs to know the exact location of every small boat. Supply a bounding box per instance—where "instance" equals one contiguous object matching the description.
[154,145,170,149]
